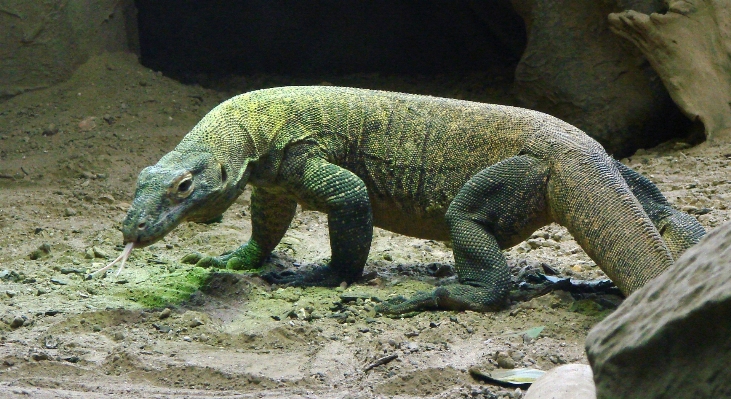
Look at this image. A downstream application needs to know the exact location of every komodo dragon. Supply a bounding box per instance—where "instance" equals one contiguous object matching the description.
[100,86,705,314]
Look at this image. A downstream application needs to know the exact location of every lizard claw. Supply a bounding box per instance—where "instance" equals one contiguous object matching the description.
[181,252,205,264]
[181,252,227,269]
[261,270,298,285]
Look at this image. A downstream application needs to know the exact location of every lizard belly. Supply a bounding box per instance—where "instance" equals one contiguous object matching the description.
[370,197,451,241]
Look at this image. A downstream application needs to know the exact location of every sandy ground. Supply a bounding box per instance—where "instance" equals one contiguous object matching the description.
[0,52,729,399]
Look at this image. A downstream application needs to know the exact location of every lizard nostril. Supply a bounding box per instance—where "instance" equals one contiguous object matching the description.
[137,221,147,230]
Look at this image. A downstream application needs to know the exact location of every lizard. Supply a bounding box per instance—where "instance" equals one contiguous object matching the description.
[102,86,706,314]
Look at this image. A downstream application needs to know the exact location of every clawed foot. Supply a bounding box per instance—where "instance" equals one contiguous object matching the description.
[180,251,251,270]
[376,284,508,315]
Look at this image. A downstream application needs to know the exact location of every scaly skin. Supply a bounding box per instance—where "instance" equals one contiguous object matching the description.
[122,86,705,314]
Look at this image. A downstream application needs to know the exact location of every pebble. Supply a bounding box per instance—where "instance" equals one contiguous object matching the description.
[495,352,516,369]
[6,290,17,298]
[78,117,96,131]
[44,335,58,349]
[42,124,59,136]
[64,207,77,217]
[92,324,102,332]
[50,278,68,286]
[159,308,172,319]
[31,352,50,361]
[188,318,204,328]
[92,247,109,259]
[183,336,192,342]
[98,194,115,204]
[29,243,51,260]
[10,316,24,329]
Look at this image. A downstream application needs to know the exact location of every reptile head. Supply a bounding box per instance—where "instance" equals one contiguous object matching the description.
[121,151,245,247]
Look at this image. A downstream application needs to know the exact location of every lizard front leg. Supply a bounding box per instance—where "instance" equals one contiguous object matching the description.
[264,145,373,286]
[182,186,297,270]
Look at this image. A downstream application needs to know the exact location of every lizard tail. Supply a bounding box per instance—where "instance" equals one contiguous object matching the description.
[546,149,674,295]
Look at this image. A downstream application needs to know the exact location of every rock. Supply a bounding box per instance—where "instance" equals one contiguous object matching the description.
[510,0,688,155]
[5,290,17,298]
[78,116,96,131]
[42,124,59,136]
[10,316,25,329]
[159,307,172,319]
[495,351,516,369]
[92,247,109,259]
[29,243,51,260]
[525,364,595,399]
[609,1,731,141]
[63,207,77,217]
[586,221,731,399]
[98,194,115,204]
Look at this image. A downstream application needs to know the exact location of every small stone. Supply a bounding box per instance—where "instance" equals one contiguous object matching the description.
[64,207,77,217]
[92,324,102,332]
[188,318,204,328]
[405,342,419,352]
[183,336,192,342]
[50,278,68,286]
[78,117,96,131]
[42,124,59,136]
[98,194,115,204]
[84,248,95,259]
[36,288,47,296]
[159,308,172,319]
[6,290,17,298]
[29,243,51,260]
[496,352,516,369]
[31,352,50,361]
[44,335,58,349]
[113,332,124,341]
[10,316,24,329]
[92,247,109,259]
[153,323,171,333]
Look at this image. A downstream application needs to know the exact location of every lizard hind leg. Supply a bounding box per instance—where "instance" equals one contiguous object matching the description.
[378,155,552,314]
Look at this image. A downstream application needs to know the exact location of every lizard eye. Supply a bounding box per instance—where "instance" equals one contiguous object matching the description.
[169,172,194,199]
[178,179,192,192]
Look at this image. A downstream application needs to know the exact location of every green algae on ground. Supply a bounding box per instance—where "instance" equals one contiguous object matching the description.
[110,266,212,308]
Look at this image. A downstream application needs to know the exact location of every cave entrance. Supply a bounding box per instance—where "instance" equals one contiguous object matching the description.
[134,0,526,85]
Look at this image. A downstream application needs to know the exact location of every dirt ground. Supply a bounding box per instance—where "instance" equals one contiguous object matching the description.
[0,52,729,399]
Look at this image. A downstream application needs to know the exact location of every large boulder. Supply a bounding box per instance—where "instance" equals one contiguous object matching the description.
[525,364,596,399]
[0,0,138,101]
[586,221,731,399]
[510,0,690,155]
[609,0,731,142]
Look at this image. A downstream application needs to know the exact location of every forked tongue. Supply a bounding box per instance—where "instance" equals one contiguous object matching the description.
[91,242,135,277]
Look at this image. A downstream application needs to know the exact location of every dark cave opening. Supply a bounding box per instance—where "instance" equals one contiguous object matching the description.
[134,0,527,82]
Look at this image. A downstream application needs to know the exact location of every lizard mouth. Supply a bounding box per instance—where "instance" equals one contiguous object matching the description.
[90,242,135,277]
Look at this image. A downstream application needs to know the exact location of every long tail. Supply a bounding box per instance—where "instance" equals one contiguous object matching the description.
[546,149,674,295]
